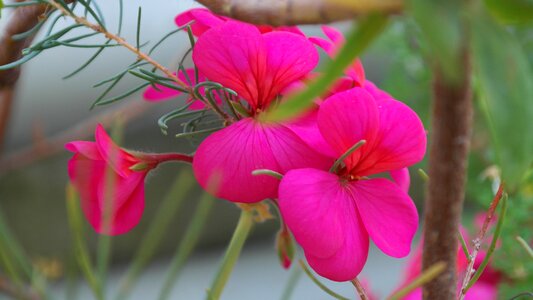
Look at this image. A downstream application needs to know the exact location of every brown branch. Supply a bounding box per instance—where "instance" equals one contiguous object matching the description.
[47,0,189,89]
[421,50,473,300]
[350,278,369,300]
[0,2,50,157]
[458,182,504,300]
[0,100,150,175]
[195,0,403,26]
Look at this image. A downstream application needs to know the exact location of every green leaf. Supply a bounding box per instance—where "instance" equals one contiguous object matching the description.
[472,12,533,189]
[409,0,463,82]
[485,0,533,24]
[263,14,388,122]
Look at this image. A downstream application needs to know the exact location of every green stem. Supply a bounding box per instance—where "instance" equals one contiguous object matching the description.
[298,260,349,300]
[206,209,254,300]
[280,265,303,300]
[329,140,366,173]
[158,191,215,300]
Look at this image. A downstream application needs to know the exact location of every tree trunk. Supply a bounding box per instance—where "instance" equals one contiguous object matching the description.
[422,52,473,299]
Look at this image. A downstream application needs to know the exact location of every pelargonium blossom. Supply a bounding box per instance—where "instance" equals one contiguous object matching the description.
[191,21,332,203]
[278,87,427,281]
[66,124,192,235]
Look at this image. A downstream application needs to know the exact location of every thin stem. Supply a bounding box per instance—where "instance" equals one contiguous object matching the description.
[46,0,189,90]
[207,209,254,300]
[350,278,369,300]
[298,260,349,300]
[387,262,446,300]
[252,169,283,180]
[158,190,215,300]
[463,194,507,292]
[458,183,505,299]
[280,265,303,300]
[329,140,366,173]
[458,230,470,262]
[516,236,533,259]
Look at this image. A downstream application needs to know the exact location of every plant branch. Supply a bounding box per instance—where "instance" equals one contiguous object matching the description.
[421,49,473,300]
[0,1,53,158]
[459,185,506,299]
[195,0,403,25]
[350,278,369,300]
[46,0,189,90]
[207,208,254,300]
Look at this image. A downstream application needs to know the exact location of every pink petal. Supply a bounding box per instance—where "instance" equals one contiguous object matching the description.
[193,22,317,110]
[318,26,365,85]
[284,109,337,158]
[347,59,366,86]
[257,25,305,36]
[390,167,411,193]
[68,154,105,231]
[68,153,146,236]
[278,168,369,281]
[351,178,418,257]
[318,88,380,170]
[96,171,146,235]
[143,69,199,102]
[65,141,102,160]
[193,22,266,109]
[363,80,394,102]
[402,288,422,300]
[322,26,343,44]
[309,36,334,55]
[96,170,145,218]
[464,283,498,300]
[192,118,328,203]
[174,8,225,36]
[262,31,318,107]
[94,124,138,178]
[143,85,181,102]
[355,99,427,176]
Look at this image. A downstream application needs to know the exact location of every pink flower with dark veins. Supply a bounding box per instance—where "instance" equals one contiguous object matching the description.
[278,87,427,281]
[66,124,192,235]
[191,21,332,203]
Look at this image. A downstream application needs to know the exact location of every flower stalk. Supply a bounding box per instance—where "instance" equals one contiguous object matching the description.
[207,208,254,300]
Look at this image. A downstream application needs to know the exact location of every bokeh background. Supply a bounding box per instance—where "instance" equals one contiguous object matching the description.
[0,0,531,299]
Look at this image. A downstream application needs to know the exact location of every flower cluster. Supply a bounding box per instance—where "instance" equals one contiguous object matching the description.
[66,8,427,282]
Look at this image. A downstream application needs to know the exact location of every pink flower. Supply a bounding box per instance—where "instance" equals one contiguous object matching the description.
[191,21,331,203]
[66,125,192,235]
[142,68,219,110]
[175,8,304,37]
[309,26,366,87]
[278,87,427,281]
